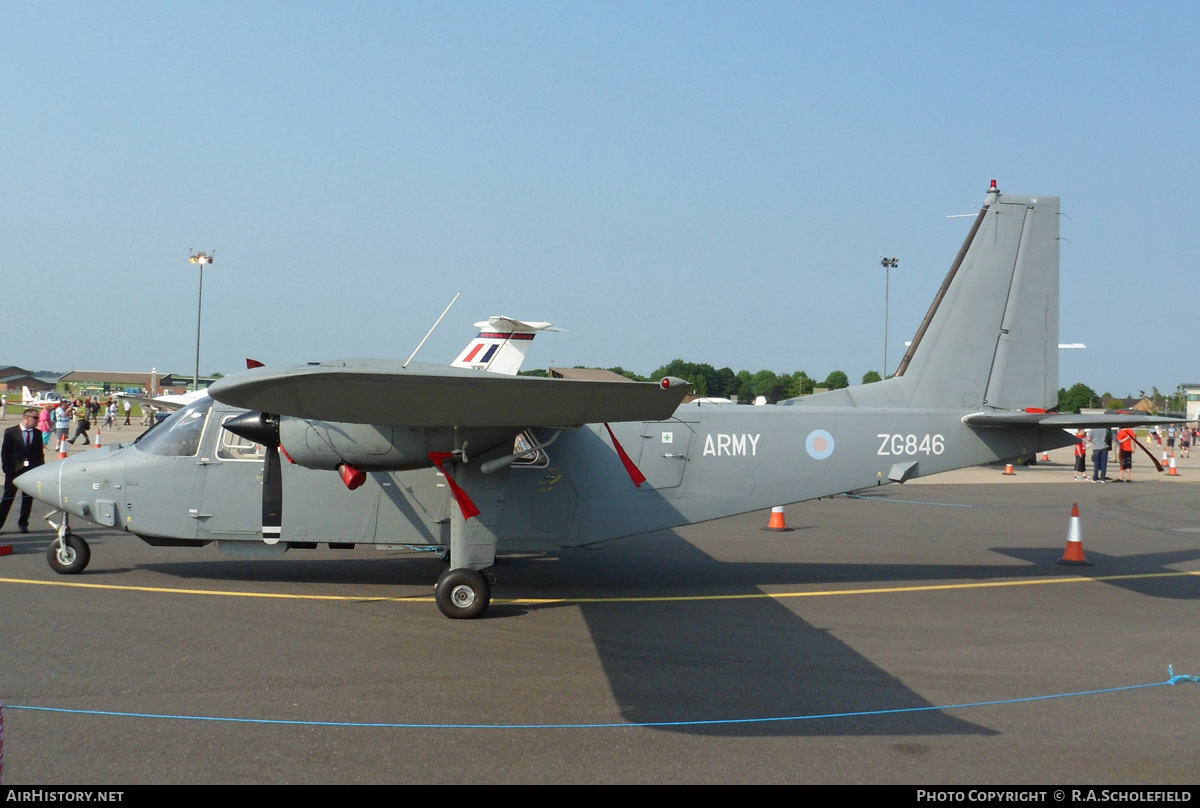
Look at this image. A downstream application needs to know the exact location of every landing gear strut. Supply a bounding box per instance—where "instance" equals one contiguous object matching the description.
[432,476,497,619]
[45,512,90,575]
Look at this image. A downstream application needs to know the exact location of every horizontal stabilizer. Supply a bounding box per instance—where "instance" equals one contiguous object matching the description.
[963,412,1186,429]
[209,360,690,427]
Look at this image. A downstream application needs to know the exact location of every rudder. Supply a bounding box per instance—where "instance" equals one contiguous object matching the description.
[894,182,1059,410]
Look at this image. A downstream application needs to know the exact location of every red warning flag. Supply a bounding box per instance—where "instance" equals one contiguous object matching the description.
[604,423,646,488]
[428,452,482,520]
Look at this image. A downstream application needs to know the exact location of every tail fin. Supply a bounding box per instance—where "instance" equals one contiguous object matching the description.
[451,316,557,375]
[21,386,33,405]
[894,182,1059,410]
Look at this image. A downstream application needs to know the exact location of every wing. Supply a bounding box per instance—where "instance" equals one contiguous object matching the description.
[115,394,184,412]
[208,360,689,427]
[963,411,1186,428]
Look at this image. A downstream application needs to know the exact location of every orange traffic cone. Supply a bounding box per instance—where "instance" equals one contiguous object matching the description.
[1168,457,1179,476]
[1162,451,1170,468]
[1041,451,1050,462]
[58,437,68,459]
[1003,463,1016,475]
[761,505,794,532]
[93,426,102,449]
[1058,503,1091,566]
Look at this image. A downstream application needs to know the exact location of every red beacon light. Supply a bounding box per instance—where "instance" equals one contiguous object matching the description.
[659,376,688,390]
[990,179,998,191]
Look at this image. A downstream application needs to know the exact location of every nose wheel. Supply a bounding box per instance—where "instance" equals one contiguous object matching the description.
[435,568,491,619]
[47,532,90,575]
[44,512,91,575]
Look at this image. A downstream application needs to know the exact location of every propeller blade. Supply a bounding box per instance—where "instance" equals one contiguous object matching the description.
[263,443,283,541]
[223,411,286,539]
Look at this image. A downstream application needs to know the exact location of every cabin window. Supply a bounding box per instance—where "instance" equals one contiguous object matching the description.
[217,416,267,461]
[511,430,549,468]
[134,398,213,457]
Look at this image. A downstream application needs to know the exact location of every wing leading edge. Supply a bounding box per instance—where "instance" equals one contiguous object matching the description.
[963,411,1186,429]
[208,360,690,427]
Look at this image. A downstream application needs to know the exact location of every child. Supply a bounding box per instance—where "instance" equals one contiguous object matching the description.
[1073,429,1088,481]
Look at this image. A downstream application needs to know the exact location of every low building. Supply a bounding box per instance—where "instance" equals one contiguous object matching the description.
[1183,384,1200,423]
[56,370,217,397]
[548,367,634,383]
[0,366,56,393]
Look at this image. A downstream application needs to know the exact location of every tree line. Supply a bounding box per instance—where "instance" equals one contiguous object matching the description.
[523,360,881,403]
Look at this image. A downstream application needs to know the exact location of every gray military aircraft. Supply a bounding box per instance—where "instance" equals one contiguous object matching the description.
[16,181,1181,619]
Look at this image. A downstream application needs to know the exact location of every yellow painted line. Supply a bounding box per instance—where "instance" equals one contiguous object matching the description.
[0,577,434,603]
[2,570,1198,606]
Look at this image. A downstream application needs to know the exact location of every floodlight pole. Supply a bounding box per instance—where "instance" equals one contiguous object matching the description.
[880,256,898,377]
[189,250,215,391]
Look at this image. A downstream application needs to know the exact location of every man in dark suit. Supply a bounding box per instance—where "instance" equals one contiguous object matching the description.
[1,408,46,532]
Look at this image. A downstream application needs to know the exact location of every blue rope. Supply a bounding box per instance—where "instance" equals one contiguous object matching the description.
[5,668,1193,730]
[1168,665,1200,685]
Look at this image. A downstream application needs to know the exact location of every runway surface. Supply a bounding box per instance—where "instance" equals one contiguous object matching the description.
[1,440,1198,783]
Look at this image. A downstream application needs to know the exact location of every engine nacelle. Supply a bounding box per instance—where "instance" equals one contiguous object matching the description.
[278,418,515,472]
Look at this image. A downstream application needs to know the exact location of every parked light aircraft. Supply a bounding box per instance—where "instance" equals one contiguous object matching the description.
[20,386,64,407]
[17,182,1183,619]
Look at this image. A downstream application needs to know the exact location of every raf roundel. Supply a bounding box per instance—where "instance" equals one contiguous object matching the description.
[805,429,835,460]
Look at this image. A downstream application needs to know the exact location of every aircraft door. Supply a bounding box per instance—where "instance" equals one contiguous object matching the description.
[123,399,214,540]
[636,421,695,489]
[195,414,269,540]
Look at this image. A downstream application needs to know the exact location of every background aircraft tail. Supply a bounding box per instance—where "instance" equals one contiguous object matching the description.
[451,316,556,376]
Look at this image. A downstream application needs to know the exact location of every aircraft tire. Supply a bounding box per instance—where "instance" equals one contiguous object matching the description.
[435,568,490,619]
[46,533,90,575]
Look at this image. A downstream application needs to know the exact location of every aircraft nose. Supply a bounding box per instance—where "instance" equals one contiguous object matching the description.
[15,462,60,507]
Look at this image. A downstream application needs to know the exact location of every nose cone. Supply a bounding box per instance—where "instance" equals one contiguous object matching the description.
[15,461,60,506]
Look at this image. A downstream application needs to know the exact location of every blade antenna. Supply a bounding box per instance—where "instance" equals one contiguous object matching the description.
[404,292,461,368]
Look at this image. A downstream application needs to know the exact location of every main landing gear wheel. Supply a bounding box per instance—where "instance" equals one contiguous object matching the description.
[435,568,491,619]
[46,533,90,575]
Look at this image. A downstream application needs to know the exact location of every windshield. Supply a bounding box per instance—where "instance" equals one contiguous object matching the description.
[135,397,213,457]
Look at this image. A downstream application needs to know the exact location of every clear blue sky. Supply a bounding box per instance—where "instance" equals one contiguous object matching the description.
[2,3,1196,397]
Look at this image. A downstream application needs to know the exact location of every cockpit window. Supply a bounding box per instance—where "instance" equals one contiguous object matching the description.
[134,397,213,457]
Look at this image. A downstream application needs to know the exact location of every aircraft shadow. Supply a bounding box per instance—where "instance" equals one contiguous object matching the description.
[562,532,990,738]
[991,547,1200,600]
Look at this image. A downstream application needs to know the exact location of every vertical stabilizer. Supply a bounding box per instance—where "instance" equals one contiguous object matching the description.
[451,316,556,376]
[894,182,1059,410]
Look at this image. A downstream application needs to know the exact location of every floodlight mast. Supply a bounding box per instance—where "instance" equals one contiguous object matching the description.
[879,256,899,377]
[189,250,215,391]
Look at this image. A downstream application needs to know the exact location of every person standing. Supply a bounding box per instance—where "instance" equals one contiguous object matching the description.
[0,408,46,533]
[1167,424,1176,458]
[1182,427,1192,459]
[1,392,7,420]
[123,398,132,425]
[1073,429,1088,480]
[1116,425,1137,482]
[1088,427,1109,483]
[54,403,71,447]
[37,404,52,445]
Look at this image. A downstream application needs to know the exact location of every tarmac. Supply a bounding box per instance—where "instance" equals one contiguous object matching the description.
[1,428,1199,784]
